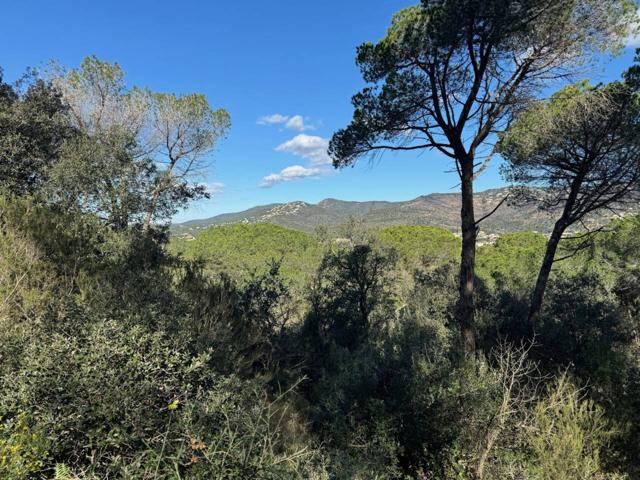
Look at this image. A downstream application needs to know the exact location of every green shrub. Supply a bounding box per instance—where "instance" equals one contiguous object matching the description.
[524,375,623,480]
[0,413,50,479]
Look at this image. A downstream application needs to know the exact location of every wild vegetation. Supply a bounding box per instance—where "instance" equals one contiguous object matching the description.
[1,1,640,479]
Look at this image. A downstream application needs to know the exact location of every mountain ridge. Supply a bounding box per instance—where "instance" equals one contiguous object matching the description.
[172,187,638,236]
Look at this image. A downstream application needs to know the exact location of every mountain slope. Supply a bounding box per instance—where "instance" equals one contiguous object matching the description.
[173,188,638,236]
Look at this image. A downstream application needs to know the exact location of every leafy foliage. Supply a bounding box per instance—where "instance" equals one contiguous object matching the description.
[0,71,74,194]
[48,56,231,229]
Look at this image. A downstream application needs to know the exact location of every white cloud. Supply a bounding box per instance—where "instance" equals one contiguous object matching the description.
[260,165,326,187]
[258,113,315,131]
[205,182,225,195]
[259,133,333,188]
[285,115,313,132]
[257,114,289,125]
[275,134,331,165]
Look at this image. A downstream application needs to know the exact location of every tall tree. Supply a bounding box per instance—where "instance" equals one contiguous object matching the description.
[498,77,640,327]
[50,57,230,230]
[329,0,635,353]
[0,70,73,194]
[142,92,230,231]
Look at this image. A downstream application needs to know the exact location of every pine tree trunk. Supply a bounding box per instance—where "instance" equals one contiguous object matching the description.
[459,163,477,354]
[528,220,565,328]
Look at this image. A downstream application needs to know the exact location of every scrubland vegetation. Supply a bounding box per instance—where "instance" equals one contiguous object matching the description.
[2,0,640,478]
[2,196,640,479]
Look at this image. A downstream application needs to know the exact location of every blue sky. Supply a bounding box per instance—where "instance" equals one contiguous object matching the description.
[2,1,638,222]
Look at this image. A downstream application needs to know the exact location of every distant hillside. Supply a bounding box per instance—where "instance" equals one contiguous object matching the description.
[171,222,598,292]
[173,188,638,236]
[170,224,462,285]
[170,223,321,285]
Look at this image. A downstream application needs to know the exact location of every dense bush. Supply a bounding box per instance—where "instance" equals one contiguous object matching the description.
[0,200,327,479]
